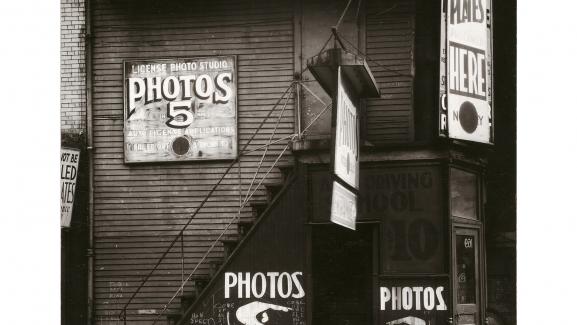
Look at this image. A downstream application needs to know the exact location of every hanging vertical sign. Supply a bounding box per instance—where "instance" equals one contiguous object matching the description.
[331,181,357,230]
[61,148,80,228]
[124,56,237,163]
[332,67,360,190]
[330,67,360,230]
[439,0,448,137]
[445,0,493,143]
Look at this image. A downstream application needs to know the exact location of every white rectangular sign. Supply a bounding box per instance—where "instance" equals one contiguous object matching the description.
[61,148,80,227]
[330,181,357,230]
[124,56,237,163]
[333,67,360,189]
[446,0,493,143]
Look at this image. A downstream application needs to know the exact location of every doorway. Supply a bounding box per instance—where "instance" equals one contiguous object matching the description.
[453,227,482,325]
[312,224,374,325]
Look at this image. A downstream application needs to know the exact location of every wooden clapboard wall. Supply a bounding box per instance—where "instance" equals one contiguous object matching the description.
[91,0,294,323]
[365,0,415,144]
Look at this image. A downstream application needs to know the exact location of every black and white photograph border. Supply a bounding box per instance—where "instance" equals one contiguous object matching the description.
[0,0,577,325]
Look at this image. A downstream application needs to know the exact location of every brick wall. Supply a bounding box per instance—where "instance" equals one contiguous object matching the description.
[61,2,89,324]
[61,0,86,134]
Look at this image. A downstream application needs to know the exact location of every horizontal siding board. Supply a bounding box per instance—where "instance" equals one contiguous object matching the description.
[93,26,293,40]
[93,173,284,183]
[93,33,293,49]
[92,42,293,56]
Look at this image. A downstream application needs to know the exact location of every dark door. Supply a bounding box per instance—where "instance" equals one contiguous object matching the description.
[312,224,374,325]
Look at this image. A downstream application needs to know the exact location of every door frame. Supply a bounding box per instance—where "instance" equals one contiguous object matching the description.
[451,221,486,325]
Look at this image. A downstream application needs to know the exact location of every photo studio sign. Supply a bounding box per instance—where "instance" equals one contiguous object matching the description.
[124,56,237,163]
[379,279,449,325]
[330,67,360,230]
[440,0,493,143]
[187,271,306,325]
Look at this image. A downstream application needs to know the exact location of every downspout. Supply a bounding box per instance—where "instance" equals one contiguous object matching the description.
[84,0,94,324]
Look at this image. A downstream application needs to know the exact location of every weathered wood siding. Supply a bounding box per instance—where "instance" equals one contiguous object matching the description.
[365,0,415,144]
[91,0,294,323]
[298,0,416,144]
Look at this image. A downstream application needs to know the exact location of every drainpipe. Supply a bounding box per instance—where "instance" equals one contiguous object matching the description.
[84,0,94,324]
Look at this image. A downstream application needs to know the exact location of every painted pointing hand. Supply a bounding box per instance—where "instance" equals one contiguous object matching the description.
[235,301,292,325]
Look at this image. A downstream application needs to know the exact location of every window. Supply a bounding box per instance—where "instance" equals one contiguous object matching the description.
[450,168,478,220]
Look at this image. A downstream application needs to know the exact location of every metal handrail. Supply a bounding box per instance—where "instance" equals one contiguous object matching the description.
[154,85,332,324]
[119,64,336,324]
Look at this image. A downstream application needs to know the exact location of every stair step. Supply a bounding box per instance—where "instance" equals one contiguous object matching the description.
[208,260,222,278]
[180,293,197,313]
[167,313,182,325]
[237,220,254,238]
[275,161,295,181]
[193,277,210,294]
[220,237,239,260]
[250,200,268,219]
[264,181,284,202]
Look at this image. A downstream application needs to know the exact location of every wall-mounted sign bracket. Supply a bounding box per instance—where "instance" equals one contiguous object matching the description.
[306,47,380,99]
[306,47,379,231]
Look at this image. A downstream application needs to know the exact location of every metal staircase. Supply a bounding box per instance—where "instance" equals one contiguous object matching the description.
[116,74,330,325]
[164,161,297,325]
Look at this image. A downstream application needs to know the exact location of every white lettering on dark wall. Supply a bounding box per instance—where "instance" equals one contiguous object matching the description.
[224,272,305,299]
[380,286,447,311]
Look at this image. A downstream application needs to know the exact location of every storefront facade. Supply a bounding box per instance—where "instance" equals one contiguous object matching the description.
[61,0,516,324]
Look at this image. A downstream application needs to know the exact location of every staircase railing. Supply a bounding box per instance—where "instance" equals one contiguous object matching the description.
[151,141,292,324]
[118,81,297,323]
[118,45,339,324]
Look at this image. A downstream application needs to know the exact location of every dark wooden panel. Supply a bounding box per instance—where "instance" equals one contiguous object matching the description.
[365,0,415,144]
[181,172,307,325]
